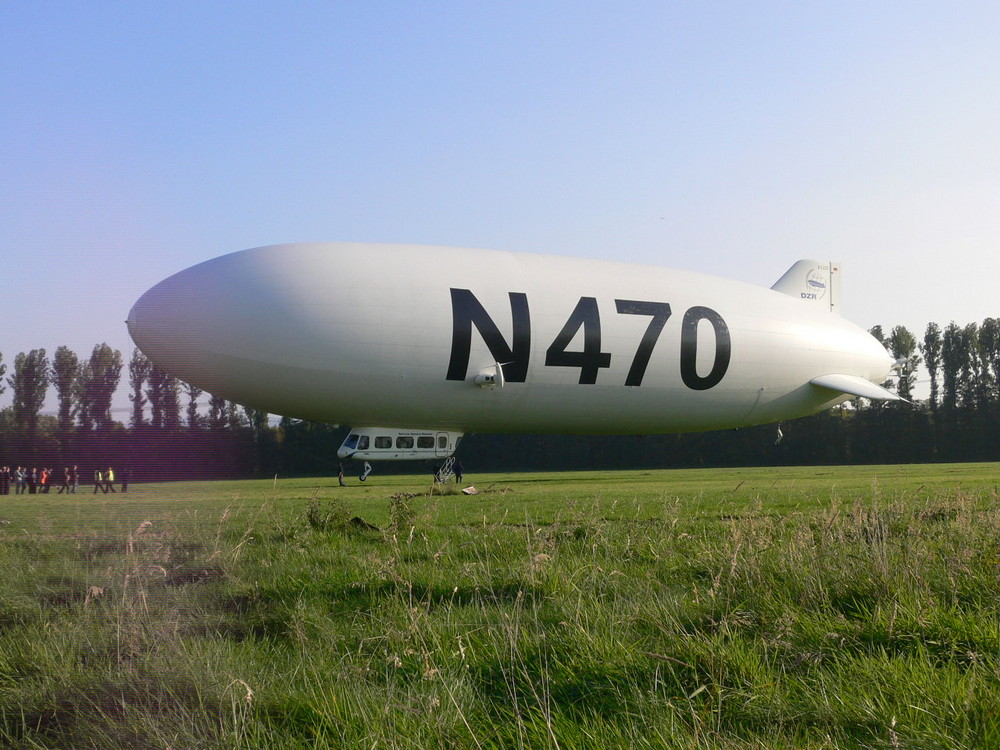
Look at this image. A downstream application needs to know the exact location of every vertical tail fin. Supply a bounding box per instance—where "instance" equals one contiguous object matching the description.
[770,260,840,313]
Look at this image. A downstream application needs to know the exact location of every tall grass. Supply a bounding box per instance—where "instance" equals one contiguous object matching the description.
[0,465,998,747]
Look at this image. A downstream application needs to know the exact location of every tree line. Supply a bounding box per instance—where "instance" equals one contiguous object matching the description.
[1,318,998,481]
[0,345,264,481]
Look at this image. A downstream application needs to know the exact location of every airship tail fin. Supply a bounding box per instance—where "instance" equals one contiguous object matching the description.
[771,260,840,314]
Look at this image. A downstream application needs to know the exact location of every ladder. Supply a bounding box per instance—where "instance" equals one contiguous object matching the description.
[434,456,456,484]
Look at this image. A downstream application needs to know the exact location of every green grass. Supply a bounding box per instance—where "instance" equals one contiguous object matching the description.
[1,463,999,748]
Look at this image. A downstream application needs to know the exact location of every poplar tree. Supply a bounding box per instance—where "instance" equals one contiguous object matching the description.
[243,405,271,476]
[163,377,181,431]
[243,406,269,438]
[207,393,229,430]
[888,326,920,402]
[226,400,244,431]
[960,323,980,408]
[75,359,94,431]
[128,349,152,428]
[921,322,943,413]
[80,344,123,431]
[967,321,994,408]
[940,322,968,413]
[184,382,203,431]
[146,364,180,430]
[9,349,50,450]
[51,346,79,450]
[979,318,1000,403]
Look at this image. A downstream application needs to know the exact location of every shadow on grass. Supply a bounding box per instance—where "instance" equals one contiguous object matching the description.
[211,578,547,641]
[1,676,221,750]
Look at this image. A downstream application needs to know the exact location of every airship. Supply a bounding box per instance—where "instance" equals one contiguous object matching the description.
[127,243,899,478]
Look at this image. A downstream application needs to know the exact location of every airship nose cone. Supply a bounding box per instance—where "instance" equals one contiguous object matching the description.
[127,251,260,392]
[129,270,199,348]
[126,244,369,414]
[127,277,195,354]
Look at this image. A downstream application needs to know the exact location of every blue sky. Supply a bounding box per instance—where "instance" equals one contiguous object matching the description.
[3,2,999,412]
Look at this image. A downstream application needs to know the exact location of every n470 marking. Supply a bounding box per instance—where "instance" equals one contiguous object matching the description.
[446,289,731,390]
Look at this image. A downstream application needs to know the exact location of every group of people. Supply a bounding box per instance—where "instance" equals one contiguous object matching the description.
[0,465,129,495]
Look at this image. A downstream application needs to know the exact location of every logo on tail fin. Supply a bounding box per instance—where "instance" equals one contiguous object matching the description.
[804,267,828,300]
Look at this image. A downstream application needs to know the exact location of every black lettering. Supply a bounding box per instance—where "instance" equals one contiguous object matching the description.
[545,297,612,385]
[446,289,530,382]
[615,300,672,386]
[680,306,731,390]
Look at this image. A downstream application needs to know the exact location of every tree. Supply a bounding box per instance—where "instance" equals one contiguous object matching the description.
[243,405,271,476]
[9,349,50,454]
[75,358,94,431]
[79,344,123,431]
[0,351,6,400]
[51,346,79,453]
[243,406,269,438]
[980,318,1000,404]
[940,322,965,413]
[207,393,228,430]
[921,322,943,413]
[226,400,244,431]
[184,382,203,431]
[128,349,152,428]
[146,364,180,430]
[887,326,920,402]
[163,379,181,431]
[959,323,980,408]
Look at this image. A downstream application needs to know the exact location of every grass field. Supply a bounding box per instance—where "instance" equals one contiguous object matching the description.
[1,463,999,749]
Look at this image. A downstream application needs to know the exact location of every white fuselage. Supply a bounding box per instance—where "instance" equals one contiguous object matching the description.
[127,243,894,434]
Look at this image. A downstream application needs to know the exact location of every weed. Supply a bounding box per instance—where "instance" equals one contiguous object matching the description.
[388,492,416,539]
[304,497,350,531]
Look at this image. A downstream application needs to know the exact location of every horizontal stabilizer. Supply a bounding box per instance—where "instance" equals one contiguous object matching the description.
[771,260,840,313]
[810,374,905,402]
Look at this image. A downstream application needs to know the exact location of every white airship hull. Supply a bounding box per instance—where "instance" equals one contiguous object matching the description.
[127,243,895,436]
